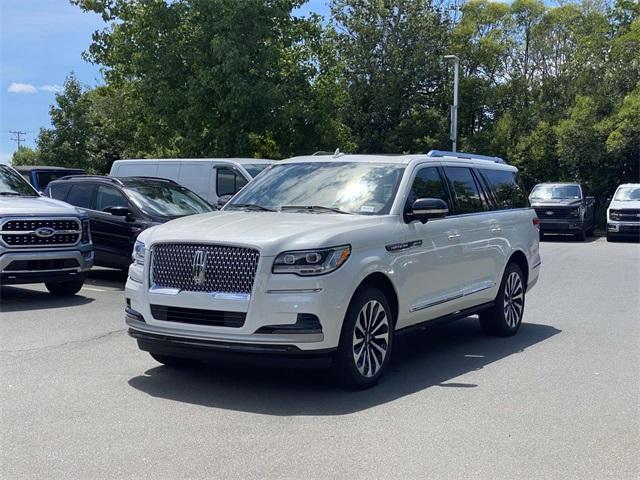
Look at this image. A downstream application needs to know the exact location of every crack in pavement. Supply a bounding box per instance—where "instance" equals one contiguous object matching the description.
[0,328,127,354]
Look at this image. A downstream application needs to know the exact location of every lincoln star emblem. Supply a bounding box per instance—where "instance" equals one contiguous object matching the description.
[35,226,56,238]
[192,249,208,285]
[545,210,554,215]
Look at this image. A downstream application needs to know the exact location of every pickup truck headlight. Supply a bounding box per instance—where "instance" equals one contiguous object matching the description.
[272,245,351,276]
[609,210,621,220]
[569,207,580,217]
[132,240,146,265]
[81,219,91,243]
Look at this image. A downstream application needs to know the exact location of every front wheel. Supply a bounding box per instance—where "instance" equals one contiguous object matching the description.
[45,279,84,296]
[479,263,525,337]
[332,288,394,389]
[149,353,197,368]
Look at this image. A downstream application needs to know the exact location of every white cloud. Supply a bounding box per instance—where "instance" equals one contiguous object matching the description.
[38,84,63,93]
[7,82,64,94]
[7,82,37,94]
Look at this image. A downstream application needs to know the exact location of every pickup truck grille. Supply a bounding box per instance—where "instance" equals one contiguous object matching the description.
[534,207,579,220]
[151,243,260,295]
[610,209,640,222]
[0,218,81,248]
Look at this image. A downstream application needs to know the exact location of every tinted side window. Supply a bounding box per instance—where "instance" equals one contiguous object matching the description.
[65,183,95,209]
[480,169,528,209]
[405,167,450,213]
[95,185,129,211]
[48,182,72,200]
[217,167,245,196]
[443,167,485,214]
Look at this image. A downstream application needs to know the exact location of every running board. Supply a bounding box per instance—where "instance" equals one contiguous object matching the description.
[397,301,494,336]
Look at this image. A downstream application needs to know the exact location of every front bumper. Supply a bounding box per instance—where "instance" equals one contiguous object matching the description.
[126,309,335,368]
[538,218,585,233]
[607,222,640,237]
[0,245,93,285]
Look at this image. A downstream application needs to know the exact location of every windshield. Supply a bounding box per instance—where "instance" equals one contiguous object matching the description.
[226,162,405,215]
[124,182,213,217]
[0,165,38,197]
[613,186,640,201]
[243,164,270,178]
[530,184,581,200]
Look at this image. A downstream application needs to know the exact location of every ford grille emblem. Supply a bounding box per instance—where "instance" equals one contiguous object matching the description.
[35,227,56,238]
[192,249,208,285]
[545,211,554,216]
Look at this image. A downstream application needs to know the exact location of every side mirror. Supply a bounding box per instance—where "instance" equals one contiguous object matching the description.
[408,198,448,223]
[104,206,130,217]
[217,194,233,208]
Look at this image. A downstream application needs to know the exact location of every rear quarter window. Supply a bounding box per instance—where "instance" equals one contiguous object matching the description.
[479,169,528,209]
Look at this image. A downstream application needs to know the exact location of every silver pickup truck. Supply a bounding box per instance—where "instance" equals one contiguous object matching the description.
[0,163,93,295]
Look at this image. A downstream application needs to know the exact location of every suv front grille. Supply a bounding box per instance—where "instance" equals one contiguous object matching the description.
[0,218,81,248]
[150,304,246,327]
[151,243,260,295]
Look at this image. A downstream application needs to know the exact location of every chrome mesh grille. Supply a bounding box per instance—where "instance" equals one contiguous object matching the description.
[151,243,260,294]
[1,218,81,248]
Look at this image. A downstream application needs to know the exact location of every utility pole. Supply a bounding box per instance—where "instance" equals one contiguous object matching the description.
[444,55,459,152]
[9,130,26,150]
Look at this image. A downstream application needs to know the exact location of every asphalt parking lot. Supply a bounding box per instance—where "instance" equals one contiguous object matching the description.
[1,237,639,479]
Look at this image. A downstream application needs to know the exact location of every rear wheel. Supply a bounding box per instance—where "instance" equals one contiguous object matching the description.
[45,279,84,296]
[332,288,394,389]
[479,263,525,337]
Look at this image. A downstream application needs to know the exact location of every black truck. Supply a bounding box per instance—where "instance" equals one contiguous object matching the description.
[529,183,596,241]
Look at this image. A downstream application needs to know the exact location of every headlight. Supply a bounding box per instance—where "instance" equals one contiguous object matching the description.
[609,210,621,220]
[272,245,351,276]
[132,240,146,265]
[81,219,91,243]
[569,207,580,217]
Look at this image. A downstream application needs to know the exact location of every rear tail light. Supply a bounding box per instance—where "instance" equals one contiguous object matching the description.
[533,218,541,231]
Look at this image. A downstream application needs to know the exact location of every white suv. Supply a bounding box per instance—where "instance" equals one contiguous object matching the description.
[125,151,541,388]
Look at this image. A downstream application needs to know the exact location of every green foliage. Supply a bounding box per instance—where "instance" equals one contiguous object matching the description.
[19,0,639,200]
[11,147,40,166]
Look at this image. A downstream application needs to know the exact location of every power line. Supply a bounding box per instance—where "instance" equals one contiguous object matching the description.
[9,130,26,149]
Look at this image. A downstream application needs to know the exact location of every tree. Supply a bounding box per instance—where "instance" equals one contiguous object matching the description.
[11,147,40,166]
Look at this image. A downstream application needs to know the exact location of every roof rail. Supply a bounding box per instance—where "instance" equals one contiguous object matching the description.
[118,176,178,184]
[55,174,122,184]
[426,150,506,164]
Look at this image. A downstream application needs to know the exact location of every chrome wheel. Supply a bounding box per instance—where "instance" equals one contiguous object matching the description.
[352,300,390,378]
[503,271,524,328]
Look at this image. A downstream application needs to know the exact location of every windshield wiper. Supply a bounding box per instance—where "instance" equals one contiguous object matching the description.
[228,203,276,212]
[281,205,352,214]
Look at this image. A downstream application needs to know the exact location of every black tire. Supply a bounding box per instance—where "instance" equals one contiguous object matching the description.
[332,287,394,389]
[479,263,525,337]
[606,233,615,242]
[149,353,196,368]
[587,226,595,237]
[538,231,545,241]
[575,228,586,241]
[45,280,84,296]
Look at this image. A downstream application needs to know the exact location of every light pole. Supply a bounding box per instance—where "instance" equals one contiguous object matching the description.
[444,55,459,152]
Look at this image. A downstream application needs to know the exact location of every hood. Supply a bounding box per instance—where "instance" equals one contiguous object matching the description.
[529,198,582,207]
[608,199,640,210]
[143,211,394,256]
[0,196,83,217]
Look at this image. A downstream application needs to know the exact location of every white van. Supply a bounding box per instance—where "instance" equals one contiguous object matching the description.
[109,158,273,206]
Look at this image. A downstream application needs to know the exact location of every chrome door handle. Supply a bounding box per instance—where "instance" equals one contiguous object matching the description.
[447,233,461,240]
[490,227,502,233]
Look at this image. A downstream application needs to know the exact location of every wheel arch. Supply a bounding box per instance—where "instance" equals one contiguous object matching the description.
[507,250,529,286]
[350,272,399,326]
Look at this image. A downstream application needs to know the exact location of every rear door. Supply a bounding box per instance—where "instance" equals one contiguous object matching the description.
[442,165,496,308]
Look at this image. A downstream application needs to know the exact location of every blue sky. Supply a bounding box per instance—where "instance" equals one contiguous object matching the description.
[0,0,330,164]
